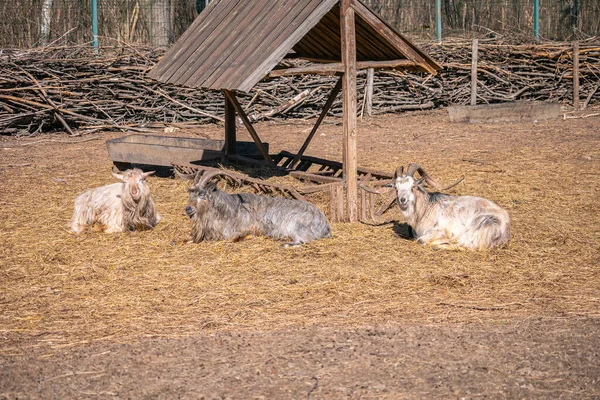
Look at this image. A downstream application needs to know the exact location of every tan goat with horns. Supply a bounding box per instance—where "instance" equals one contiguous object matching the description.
[391,163,510,250]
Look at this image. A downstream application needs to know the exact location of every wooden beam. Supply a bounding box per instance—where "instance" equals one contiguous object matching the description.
[289,170,342,184]
[364,68,374,117]
[278,150,393,180]
[224,91,236,155]
[290,77,343,169]
[341,0,358,222]
[330,184,339,223]
[470,39,478,106]
[268,59,421,78]
[335,184,345,222]
[224,90,275,168]
[573,41,580,111]
[269,64,341,78]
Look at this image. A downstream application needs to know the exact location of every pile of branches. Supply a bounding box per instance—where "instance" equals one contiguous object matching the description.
[1,39,599,136]
[427,38,600,107]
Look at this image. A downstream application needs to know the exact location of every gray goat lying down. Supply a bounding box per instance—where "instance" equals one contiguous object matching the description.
[390,163,510,250]
[180,170,331,247]
[71,168,160,233]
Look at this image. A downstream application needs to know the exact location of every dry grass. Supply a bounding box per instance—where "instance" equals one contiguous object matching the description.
[1,110,599,353]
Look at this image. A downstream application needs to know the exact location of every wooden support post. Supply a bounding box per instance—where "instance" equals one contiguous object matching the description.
[360,187,366,221]
[224,90,274,168]
[335,184,345,222]
[365,67,374,117]
[290,77,343,169]
[358,173,371,222]
[341,0,358,223]
[224,92,236,156]
[470,38,478,106]
[369,192,375,223]
[330,184,338,223]
[573,41,580,111]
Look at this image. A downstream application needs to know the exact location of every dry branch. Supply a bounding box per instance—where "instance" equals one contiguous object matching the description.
[1,39,599,136]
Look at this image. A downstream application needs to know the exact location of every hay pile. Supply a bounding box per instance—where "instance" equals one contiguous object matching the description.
[0,112,599,354]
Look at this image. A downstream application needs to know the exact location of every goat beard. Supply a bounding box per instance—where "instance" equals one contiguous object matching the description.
[189,201,212,242]
[121,188,158,231]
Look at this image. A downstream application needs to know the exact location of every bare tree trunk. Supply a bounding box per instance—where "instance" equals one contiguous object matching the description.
[151,0,171,47]
[571,0,579,34]
[40,0,53,46]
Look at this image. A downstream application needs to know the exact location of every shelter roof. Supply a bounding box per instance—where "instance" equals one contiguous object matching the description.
[148,0,441,92]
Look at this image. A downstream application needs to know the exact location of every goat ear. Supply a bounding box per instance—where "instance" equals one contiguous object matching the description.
[141,171,155,180]
[112,172,125,181]
[415,177,426,186]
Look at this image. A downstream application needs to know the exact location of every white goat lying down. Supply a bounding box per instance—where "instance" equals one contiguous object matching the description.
[71,168,161,234]
[180,169,331,247]
[392,163,510,250]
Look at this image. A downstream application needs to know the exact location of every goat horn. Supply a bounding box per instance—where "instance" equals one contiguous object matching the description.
[406,163,464,191]
[198,169,242,188]
[173,168,197,181]
[358,183,394,195]
[440,176,464,191]
[394,166,404,179]
[405,163,424,178]
[406,163,444,191]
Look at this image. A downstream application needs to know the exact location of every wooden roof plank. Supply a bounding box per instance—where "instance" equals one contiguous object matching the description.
[181,0,276,88]
[212,0,320,90]
[148,2,220,80]
[149,0,240,82]
[294,31,332,60]
[236,0,339,92]
[354,13,400,60]
[228,0,327,90]
[294,10,342,60]
[173,0,251,86]
[207,0,299,89]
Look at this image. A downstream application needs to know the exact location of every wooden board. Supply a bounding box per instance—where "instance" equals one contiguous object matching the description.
[106,134,268,167]
[447,101,561,123]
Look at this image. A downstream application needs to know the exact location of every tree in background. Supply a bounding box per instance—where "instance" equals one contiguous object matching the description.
[147,0,172,47]
[40,0,53,45]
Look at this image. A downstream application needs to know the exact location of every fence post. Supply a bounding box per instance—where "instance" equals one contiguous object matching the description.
[470,39,478,106]
[92,0,99,53]
[573,41,580,110]
[435,0,442,43]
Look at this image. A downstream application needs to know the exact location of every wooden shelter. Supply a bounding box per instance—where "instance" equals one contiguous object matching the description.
[148,0,441,222]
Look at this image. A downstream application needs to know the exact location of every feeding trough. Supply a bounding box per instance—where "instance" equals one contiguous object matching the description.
[447,101,561,123]
[106,134,267,169]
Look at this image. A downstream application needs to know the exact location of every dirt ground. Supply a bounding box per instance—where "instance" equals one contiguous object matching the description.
[1,110,599,398]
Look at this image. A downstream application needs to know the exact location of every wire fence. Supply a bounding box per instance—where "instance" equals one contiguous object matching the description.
[0,0,599,49]
[365,0,600,41]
